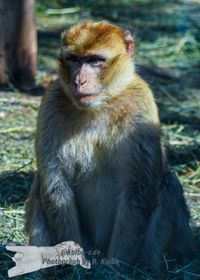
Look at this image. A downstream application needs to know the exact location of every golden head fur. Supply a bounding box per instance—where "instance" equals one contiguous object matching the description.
[59,21,135,106]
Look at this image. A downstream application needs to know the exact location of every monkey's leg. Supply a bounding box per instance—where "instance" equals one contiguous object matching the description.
[107,194,172,269]
[25,174,51,246]
[139,172,194,269]
[107,190,150,265]
[161,172,194,263]
[138,203,173,269]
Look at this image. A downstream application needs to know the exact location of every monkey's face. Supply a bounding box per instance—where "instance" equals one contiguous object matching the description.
[59,53,107,108]
[59,21,135,109]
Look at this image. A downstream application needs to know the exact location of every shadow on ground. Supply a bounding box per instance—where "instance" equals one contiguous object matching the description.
[0,171,34,206]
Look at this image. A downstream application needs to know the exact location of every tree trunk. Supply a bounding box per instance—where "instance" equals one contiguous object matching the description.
[0,0,37,90]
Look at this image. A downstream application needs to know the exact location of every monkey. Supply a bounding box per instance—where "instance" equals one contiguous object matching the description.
[25,21,194,270]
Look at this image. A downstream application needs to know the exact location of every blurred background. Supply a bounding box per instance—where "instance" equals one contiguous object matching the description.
[0,0,200,279]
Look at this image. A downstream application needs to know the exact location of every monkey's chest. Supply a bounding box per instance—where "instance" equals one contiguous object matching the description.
[62,128,128,251]
[76,166,122,253]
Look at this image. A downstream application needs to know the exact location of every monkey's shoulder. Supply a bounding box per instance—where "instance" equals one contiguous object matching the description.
[107,74,159,124]
[38,79,72,121]
[41,79,66,104]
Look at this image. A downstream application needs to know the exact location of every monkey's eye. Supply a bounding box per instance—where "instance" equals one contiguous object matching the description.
[88,55,106,66]
[66,55,80,63]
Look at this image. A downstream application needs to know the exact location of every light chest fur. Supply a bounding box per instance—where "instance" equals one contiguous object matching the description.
[59,111,131,251]
[60,112,131,177]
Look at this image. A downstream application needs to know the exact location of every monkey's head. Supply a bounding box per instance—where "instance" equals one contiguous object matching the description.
[59,21,135,109]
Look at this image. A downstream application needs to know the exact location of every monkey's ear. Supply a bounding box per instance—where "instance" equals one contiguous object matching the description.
[124,31,135,57]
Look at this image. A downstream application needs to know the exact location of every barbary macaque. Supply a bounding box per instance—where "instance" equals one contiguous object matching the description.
[25,21,194,269]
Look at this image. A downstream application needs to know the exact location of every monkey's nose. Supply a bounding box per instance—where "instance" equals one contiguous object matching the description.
[75,78,87,87]
[80,80,87,86]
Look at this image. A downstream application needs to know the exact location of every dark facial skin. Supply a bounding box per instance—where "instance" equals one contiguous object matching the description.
[64,54,107,106]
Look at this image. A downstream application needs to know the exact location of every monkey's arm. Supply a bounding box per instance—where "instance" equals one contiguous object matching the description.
[107,121,164,264]
[30,92,82,246]
[38,161,82,245]
[108,120,193,268]
[26,150,82,246]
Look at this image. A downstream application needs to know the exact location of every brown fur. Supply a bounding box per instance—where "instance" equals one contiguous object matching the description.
[63,21,126,55]
[26,21,194,270]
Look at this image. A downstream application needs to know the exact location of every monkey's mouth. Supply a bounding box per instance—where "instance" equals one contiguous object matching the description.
[75,93,101,105]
